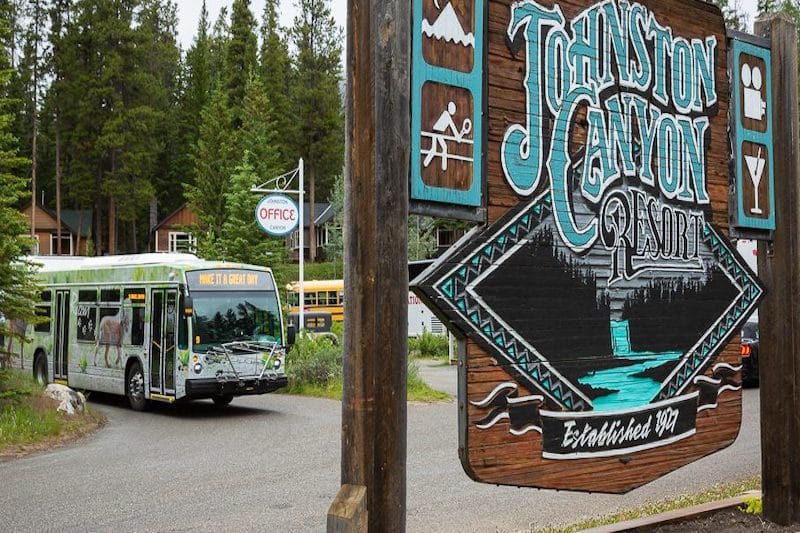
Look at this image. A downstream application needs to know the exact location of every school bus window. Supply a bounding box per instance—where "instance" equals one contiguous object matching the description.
[40,291,52,302]
[304,292,317,306]
[338,291,344,304]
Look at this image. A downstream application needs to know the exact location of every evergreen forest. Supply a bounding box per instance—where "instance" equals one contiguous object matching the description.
[4,0,344,262]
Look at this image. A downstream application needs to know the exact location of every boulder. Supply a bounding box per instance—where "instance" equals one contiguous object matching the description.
[44,384,86,415]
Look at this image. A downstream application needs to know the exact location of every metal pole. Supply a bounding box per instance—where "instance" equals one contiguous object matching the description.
[299,158,305,332]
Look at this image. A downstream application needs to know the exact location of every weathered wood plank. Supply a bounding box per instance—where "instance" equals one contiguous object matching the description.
[340,0,410,530]
[754,13,800,527]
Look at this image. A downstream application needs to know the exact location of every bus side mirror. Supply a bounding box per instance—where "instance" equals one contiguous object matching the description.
[287,323,297,348]
[182,295,194,318]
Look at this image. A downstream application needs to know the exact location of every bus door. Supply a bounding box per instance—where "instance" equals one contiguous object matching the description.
[53,290,70,380]
[150,289,177,397]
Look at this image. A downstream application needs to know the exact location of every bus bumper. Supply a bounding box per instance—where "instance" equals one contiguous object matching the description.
[185,375,289,399]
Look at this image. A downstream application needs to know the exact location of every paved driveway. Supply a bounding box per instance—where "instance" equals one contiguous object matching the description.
[0,367,761,532]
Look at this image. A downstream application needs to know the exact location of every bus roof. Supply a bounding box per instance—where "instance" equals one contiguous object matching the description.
[27,254,273,274]
[286,279,343,291]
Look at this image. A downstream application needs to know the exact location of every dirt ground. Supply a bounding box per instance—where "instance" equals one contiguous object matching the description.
[641,508,800,532]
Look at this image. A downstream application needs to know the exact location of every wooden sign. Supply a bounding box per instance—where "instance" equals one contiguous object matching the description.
[410,0,485,220]
[730,32,775,236]
[412,0,764,493]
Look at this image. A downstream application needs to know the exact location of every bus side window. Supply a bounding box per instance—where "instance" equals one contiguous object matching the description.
[177,294,188,350]
[35,291,52,333]
[34,305,51,333]
[305,292,317,306]
[124,288,146,346]
[77,290,98,342]
[130,308,145,346]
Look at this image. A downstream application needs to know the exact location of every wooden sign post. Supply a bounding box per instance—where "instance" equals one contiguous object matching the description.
[330,0,411,531]
[754,13,800,527]
[413,0,763,493]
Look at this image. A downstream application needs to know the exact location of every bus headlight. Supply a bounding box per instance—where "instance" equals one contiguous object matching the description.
[273,358,282,370]
[193,363,203,374]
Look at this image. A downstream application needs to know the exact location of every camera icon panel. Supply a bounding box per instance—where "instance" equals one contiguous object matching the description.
[740,53,769,133]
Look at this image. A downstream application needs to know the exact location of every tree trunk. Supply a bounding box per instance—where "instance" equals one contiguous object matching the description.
[132,217,137,253]
[108,151,117,256]
[95,168,104,256]
[149,198,158,252]
[75,210,83,256]
[309,166,316,262]
[55,111,62,255]
[108,197,116,256]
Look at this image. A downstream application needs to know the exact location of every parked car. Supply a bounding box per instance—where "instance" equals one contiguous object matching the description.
[741,321,759,387]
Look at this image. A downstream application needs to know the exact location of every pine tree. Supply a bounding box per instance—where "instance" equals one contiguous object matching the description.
[181,0,213,153]
[224,0,257,127]
[185,88,237,241]
[259,0,293,167]
[0,14,39,369]
[209,6,230,90]
[14,0,49,242]
[713,0,748,30]
[289,0,344,262]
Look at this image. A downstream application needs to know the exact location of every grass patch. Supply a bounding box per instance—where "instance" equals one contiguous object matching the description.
[407,360,450,401]
[409,330,450,361]
[537,475,761,533]
[0,370,104,458]
[283,332,450,402]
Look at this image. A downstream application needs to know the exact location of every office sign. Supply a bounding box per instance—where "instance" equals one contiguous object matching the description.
[412,0,763,493]
[255,195,300,237]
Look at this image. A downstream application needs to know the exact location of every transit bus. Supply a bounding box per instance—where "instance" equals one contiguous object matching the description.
[12,254,292,410]
[287,279,444,336]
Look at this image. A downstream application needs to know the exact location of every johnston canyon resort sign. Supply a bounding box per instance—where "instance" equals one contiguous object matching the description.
[411,0,764,493]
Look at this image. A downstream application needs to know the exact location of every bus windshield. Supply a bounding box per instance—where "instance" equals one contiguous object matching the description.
[192,290,282,351]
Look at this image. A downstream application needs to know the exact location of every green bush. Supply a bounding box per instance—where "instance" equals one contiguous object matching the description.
[409,329,449,360]
[287,331,343,389]
[741,496,763,515]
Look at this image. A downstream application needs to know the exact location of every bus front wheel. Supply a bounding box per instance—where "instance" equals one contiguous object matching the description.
[212,394,233,407]
[126,362,148,412]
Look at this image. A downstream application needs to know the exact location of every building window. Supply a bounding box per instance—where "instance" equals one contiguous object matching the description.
[316,226,329,247]
[49,232,73,256]
[288,231,300,251]
[168,231,196,253]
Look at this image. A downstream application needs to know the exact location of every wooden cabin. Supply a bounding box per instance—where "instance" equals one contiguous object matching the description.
[21,202,92,256]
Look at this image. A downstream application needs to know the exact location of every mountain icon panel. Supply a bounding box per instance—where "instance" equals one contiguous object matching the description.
[422,0,475,73]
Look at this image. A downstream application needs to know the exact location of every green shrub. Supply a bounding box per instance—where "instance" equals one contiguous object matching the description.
[287,331,343,389]
[409,329,449,360]
[741,496,763,515]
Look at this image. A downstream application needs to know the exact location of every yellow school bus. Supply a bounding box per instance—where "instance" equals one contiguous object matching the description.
[286,279,345,322]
